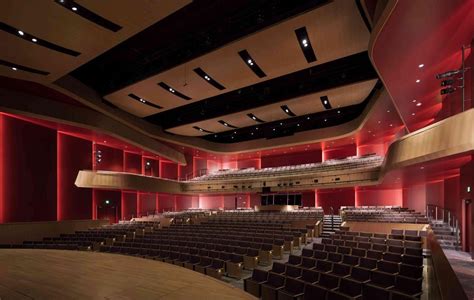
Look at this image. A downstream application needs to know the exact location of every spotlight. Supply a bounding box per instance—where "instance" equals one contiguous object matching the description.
[441,79,454,86]
[440,87,455,95]
[71,6,78,11]
[436,69,461,79]
[145,161,152,170]
[418,64,424,68]
[32,38,37,42]
[18,30,24,36]
[415,79,421,83]
[11,67,17,71]
[105,200,110,204]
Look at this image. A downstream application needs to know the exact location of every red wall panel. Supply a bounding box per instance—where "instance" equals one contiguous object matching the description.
[179,154,194,180]
[261,150,322,168]
[57,133,92,220]
[138,193,156,216]
[443,177,460,221]
[425,181,445,207]
[175,195,198,210]
[356,188,403,207]
[237,159,261,170]
[199,195,223,209]
[302,191,316,207]
[124,152,141,174]
[403,184,427,214]
[323,145,356,161]
[142,157,159,177]
[223,195,236,209]
[158,194,175,212]
[317,188,355,214]
[160,161,178,180]
[459,159,473,252]
[95,145,123,172]
[122,192,137,220]
[194,157,207,177]
[2,116,57,222]
[94,189,121,223]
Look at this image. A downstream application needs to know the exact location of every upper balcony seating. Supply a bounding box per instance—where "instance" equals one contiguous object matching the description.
[188,154,383,182]
[340,206,428,224]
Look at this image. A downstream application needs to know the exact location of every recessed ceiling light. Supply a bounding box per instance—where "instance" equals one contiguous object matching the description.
[273,128,276,131]
[297,124,300,127]
[378,121,381,124]
[420,166,424,170]
[324,119,327,122]
[11,67,17,71]
[72,6,78,11]
[389,124,393,127]
[412,99,417,103]
[416,79,421,83]
[416,102,422,106]
[387,110,390,113]
[31,38,37,42]
[307,116,310,120]
[337,110,340,114]
[18,30,24,36]
[412,113,416,116]
[280,122,283,125]
[323,100,328,105]
[418,64,424,68]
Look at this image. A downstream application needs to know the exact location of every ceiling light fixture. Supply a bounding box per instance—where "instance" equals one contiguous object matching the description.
[31,38,37,42]
[11,67,17,71]
[71,6,78,11]
[18,30,24,36]
[416,102,422,107]
[412,99,417,103]
[418,64,424,68]
[416,79,421,83]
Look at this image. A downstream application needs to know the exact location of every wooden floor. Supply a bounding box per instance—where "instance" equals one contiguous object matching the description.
[0,249,256,300]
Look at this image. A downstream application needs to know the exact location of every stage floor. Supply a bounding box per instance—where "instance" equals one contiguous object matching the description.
[0,249,255,299]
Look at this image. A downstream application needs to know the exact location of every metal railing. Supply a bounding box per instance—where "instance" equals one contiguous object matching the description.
[426,204,461,250]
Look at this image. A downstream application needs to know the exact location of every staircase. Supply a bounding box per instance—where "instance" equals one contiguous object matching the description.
[321,215,342,237]
[431,220,461,250]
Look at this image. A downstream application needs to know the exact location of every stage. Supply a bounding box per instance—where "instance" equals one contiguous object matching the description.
[0,249,255,299]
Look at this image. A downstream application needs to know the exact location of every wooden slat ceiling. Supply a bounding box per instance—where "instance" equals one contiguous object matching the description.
[168,79,378,136]
[0,0,191,83]
[104,0,370,118]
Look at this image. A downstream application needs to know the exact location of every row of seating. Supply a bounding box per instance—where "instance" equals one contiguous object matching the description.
[189,155,383,181]
[313,241,423,259]
[244,266,422,300]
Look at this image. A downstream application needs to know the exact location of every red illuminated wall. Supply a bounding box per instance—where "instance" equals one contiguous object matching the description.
[302,191,316,207]
[158,193,175,212]
[317,188,355,214]
[160,161,178,180]
[323,145,356,161]
[199,195,223,209]
[237,159,261,169]
[357,144,385,156]
[94,189,121,223]
[261,150,322,168]
[124,152,141,174]
[1,115,57,222]
[459,158,473,253]
[142,157,159,177]
[57,133,92,220]
[403,184,427,214]
[356,188,403,207]
[176,195,198,210]
[95,145,123,172]
[138,193,156,216]
[122,192,137,220]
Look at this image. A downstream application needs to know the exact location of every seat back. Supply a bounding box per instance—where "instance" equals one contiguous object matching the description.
[350,266,370,282]
[303,284,327,300]
[271,262,286,274]
[313,250,328,260]
[252,269,269,282]
[339,278,362,297]
[302,248,314,257]
[300,269,319,283]
[286,265,302,278]
[288,255,302,265]
[285,277,305,294]
[332,263,351,276]
[319,273,339,289]
[316,260,333,272]
[267,272,285,288]
[301,257,317,269]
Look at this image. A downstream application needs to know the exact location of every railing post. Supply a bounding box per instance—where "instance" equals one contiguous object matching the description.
[448,211,451,231]
[435,206,438,221]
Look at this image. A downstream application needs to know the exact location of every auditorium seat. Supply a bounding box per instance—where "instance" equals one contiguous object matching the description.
[362,284,390,300]
[300,269,319,284]
[330,263,351,277]
[277,278,305,300]
[329,278,363,300]
[315,260,333,273]
[303,284,328,300]
[226,254,244,279]
[271,262,287,274]
[369,270,396,288]
[399,264,423,280]
[184,255,200,270]
[348,267,370,283]
[244,269,269,297]
[358,257,377,270]
[317,273,340,290]
[285,265,303,278]
[389,276,423,298]
[261,272,286,300]
[205,259,225,279]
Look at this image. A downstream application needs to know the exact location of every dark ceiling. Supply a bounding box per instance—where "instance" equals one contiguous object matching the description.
[70,0,330,96]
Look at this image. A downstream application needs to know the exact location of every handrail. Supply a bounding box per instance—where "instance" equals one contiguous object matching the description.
[426,204,460,250]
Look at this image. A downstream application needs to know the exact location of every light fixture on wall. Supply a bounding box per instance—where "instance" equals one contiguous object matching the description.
[145,161,152,170]
[95,150,102,164]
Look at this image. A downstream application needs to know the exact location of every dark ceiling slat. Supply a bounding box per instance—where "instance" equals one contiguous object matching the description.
[70,0,330,95]
[145,52,377,129]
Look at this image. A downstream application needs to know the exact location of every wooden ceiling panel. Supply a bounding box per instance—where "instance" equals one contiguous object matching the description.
[104,0,370,116]
[0,0,191,82]
[167,79,378,136]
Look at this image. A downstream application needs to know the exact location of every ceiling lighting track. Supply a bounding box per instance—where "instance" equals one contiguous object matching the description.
[54,0,122,32]
[0,59,49,75]
[281,105,297,117]
[158,82,191,100]
[320,95,332,109]
[128,93,162,109]
[238,50,266,78]
[193,126,213,134]
[294,27,316,63]
[218,120,238,129]
[247,113,265,123]
[193,67,225,90]
[0,22,80,57]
